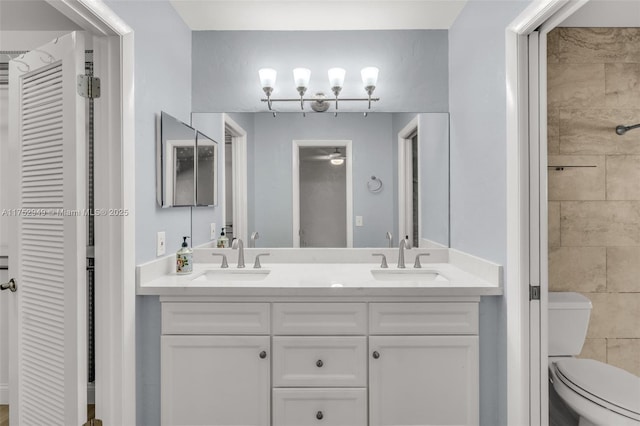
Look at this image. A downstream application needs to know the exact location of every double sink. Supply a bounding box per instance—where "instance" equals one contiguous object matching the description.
[191,266,447,285]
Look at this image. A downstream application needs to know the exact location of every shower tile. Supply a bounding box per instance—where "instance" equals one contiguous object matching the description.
[548,108,560,154]
[605,63,640,108]
[559,109,640,155]
[606,155,640,200]
[548,64,605,109]
[548,155,605,200]
[557,28,628,63]
[608,339,640,376]
[587,292,640,339]
[561,201,640,246]
[547,29,560,64]
[549,247,606,292]
[578,338,607,364]
[607,247,640,293]
[549,201,561,247]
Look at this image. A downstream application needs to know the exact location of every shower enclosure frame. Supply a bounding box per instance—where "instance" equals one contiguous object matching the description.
[506,1,590,426]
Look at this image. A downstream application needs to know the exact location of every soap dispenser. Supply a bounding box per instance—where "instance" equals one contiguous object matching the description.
[176,236,193,275]
[217,228,229,248]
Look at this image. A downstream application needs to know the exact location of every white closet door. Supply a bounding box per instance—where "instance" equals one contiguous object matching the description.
[7,32,87,426]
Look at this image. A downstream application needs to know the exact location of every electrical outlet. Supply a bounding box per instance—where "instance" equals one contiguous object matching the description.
[157,231,166,256]
[355,216,364,227]
[210,223,216,240]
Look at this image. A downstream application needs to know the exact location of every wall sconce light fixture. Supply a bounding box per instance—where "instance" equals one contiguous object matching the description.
[258,66,380,117]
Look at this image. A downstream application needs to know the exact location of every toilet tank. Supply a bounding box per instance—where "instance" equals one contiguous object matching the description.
[548,292,592,356]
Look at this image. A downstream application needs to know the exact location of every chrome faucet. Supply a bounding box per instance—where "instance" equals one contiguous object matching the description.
[253,253,270,269]
[211,253,229,268]
[397,238,411,268]
[385,231,393,248]
[250,231,260,248]
[231,238,245,268]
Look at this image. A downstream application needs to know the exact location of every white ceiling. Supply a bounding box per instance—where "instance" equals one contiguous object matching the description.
[170,0,468,31]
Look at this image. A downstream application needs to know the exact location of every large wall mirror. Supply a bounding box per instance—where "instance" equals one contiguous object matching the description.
[190,111,449,249]
[158,112,218,208]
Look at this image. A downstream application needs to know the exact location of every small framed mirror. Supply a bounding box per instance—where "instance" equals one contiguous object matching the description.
[158,112,218,207]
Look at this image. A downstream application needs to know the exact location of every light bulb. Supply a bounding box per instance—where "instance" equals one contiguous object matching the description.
[361,67,379,88]
[293,68,311,89]
[330,158,344,165]
[258,68,277,89]
[328,68,346,89]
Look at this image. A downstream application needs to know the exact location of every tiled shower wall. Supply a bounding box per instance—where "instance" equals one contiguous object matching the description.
[547,28,640,376]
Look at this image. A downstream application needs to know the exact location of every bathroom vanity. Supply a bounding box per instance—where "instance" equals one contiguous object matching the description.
[137,248,501,426]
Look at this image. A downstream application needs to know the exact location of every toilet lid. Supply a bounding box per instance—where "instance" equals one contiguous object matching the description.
[555,359,640,417]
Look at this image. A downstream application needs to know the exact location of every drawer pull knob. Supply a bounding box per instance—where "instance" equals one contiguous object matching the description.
[316,359,323,368]
[316,411,323,420]
[259,351,267,359]
[372,351,380,359]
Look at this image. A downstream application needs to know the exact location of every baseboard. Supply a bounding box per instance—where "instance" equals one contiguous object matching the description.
[0,382,7,404]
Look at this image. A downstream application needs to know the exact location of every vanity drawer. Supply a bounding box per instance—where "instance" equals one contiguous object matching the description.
[369,303,478,335]
[273,303,367,335]
[273,336,367,387]
[273,388,367,426]
[162,302,270,335]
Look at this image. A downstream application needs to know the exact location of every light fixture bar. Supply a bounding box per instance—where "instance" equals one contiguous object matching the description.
[259,67,380,115]
[261,97,380,103]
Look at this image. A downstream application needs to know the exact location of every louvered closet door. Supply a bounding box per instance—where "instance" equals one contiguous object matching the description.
[7,32,87,426]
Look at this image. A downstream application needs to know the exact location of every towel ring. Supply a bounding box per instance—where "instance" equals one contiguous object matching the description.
[367,176,383,193]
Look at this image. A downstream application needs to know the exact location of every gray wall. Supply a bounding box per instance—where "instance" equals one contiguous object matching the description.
[449,1,533,425]
[419,113,450,246]
[104,2,193,425]
[192,30,449,113]
[252,113,395,248]
[106,0,192,264]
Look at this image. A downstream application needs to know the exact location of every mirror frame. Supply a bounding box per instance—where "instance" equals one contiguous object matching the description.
[158,111,219,208]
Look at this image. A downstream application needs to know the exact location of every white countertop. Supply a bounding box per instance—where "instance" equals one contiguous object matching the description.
[137,249,502,298]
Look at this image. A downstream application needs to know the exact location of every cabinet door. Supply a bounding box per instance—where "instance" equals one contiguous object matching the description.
[369,335,479,426]
[162,335,270,426]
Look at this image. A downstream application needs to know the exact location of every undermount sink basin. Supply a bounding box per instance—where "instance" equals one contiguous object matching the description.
[371,269,447,282]
[192,269,270,282]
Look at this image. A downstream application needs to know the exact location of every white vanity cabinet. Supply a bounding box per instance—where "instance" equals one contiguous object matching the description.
[368,303,479,426]
[161,303,271,426]
[160,299,480,426]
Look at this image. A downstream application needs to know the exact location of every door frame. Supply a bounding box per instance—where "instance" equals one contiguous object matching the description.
[505,1,589,425]
[45,1,136,424]
[397,115,420,246]
[222,113,248,243]
[292,140,353,248]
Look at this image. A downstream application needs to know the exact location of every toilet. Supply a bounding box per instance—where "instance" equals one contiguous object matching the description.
[548,292,640,426]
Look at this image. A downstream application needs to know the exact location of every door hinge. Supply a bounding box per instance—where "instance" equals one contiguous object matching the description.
[530,285,541,301]
[77,75,101,99]
[83,419,102,426]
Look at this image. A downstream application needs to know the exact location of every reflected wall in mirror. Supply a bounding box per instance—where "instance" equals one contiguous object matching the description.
[196,131,218,206]
[158,112,219,207]
[191,112,449,249]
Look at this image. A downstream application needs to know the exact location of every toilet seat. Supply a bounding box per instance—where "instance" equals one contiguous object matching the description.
[553,359,640,421]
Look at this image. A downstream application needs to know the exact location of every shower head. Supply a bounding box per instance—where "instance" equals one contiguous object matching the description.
[616,123,640,136]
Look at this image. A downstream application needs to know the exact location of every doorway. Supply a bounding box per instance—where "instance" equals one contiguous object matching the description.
[292,140,353,248]
[398,116,420,248]
[0,1,135,424]
[223,114,248,243]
